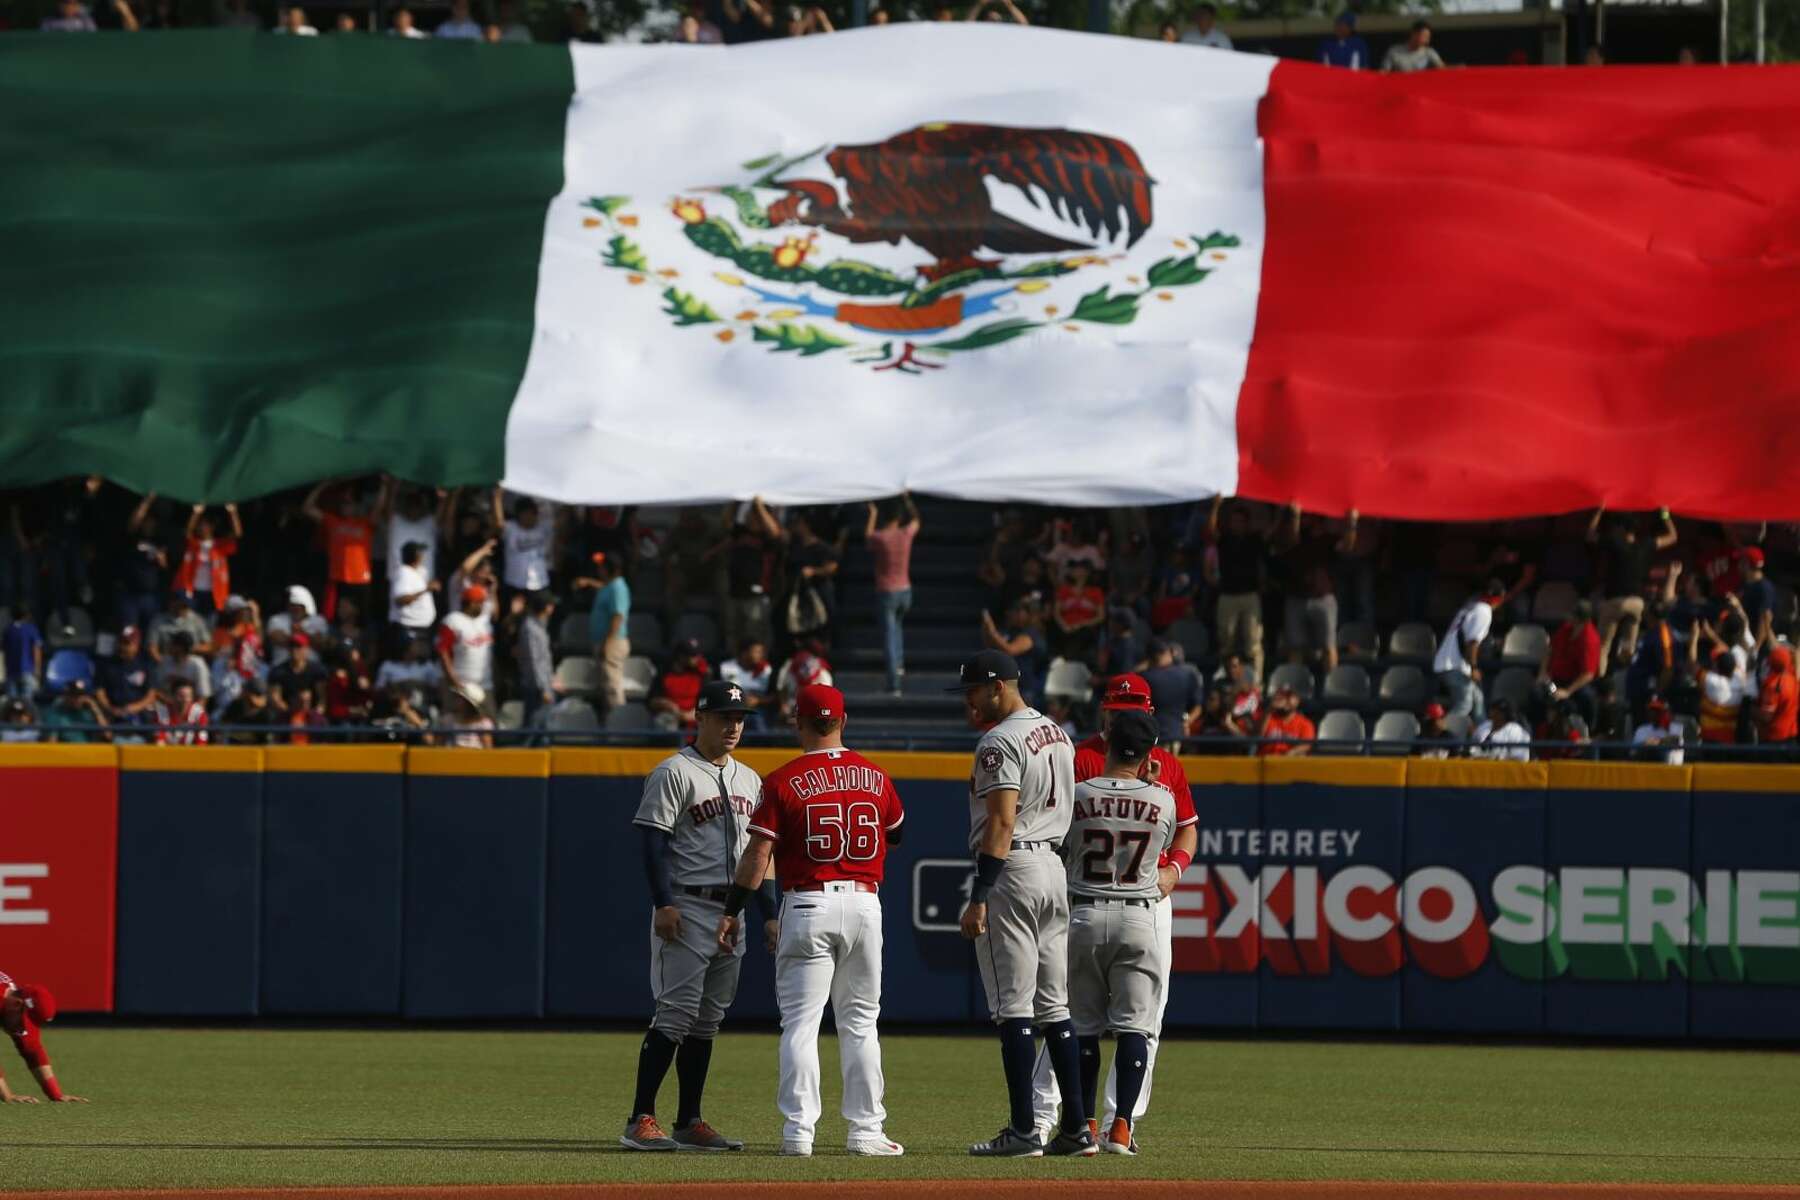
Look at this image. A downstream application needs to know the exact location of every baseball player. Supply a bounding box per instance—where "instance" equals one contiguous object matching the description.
[716,683,906,1158]
[1031,673,1199,1143]
[0,972,85,1103]
[951,648,1094,1158]
[1061,709,1176,1155]
[622,679,777,1152]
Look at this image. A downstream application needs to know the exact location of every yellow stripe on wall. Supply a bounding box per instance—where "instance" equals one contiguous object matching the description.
[1408,758,1549,790]
[0,744,117,768]
[120,745,264,773]
[1547,760,1692,792]
[1690,764,1800,794]
[407,748,551,778]
[1263,756,1407,788]
[264,745,406,774]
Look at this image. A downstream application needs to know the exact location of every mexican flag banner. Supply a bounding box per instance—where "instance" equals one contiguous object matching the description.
[4,29,1799,517]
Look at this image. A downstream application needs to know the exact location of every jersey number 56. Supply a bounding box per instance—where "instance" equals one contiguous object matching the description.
[804,801,882,863]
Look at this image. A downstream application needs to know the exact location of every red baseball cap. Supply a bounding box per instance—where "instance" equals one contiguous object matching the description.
[17,983,56,1024]
[1101,673,1153,712]
[1742,547,1766,567]
[797,683,844,721]
[463,584,489,603]
[290,632,311,648]
[1423,702,1446,720]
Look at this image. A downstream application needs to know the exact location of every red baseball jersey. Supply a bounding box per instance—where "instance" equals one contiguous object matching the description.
[1073,734,1198,828]
[749,747,904,889]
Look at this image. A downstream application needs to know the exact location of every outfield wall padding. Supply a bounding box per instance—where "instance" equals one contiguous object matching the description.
[5,746,1797,1039]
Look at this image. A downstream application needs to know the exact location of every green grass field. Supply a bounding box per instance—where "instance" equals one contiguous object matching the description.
[7,1027,1800,1190]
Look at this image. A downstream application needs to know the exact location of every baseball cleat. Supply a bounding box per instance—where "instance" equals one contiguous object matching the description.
[1103,1117,1138,1156]
[778,1141,813,1157]
[848,1136,905,1156]
[1047,1126,1099,1157]
[970,1126,1044,1157]
[619,1114,678,1151]
[670,1119,743,1151]
[1034,1123,1056,1149]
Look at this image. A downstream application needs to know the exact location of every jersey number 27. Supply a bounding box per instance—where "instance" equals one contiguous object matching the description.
[1080,828,1152,885]
[804,801,881,863]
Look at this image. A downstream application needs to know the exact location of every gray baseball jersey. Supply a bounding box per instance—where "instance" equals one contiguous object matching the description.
[969,707,1076,1025]
[633,747,762,1042]
[633,746,762,887]
[1064,776,1174,1039]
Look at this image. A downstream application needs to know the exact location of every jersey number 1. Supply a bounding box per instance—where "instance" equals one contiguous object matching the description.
[804,801,881,863]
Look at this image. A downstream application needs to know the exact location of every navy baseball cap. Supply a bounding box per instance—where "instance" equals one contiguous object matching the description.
[695,679,753,714]
[1108,709,1159,762]
[947,649,1020,690]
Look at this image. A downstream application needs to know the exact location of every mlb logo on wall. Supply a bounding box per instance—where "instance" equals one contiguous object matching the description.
[913,859,975,933]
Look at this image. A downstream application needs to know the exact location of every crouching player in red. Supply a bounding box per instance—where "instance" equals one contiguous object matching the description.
[717,684,906,1157]
[0,972,86,1103]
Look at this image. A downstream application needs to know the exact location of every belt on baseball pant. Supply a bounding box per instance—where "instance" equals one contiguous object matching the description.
[1009,840,1058,852]
[1073,895,1153,909]
[681,885,730,902]
[789,880,878,893]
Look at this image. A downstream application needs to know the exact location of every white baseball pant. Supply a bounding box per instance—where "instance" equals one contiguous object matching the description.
[776,883,888,1149]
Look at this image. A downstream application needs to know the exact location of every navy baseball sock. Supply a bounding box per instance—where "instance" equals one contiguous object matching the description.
[1041,1019,1086,1135]
[630,1029,679,1121]
[998,1018,1037,1135]
[674,1036,714,1127]
[1113,1033,1150,1131]
[1077,1035,1103,1126]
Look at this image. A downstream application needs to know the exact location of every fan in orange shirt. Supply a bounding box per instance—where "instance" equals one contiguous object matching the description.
[304,479,391,620]
[1257,685,1315,756]
[1759,645,1798,747]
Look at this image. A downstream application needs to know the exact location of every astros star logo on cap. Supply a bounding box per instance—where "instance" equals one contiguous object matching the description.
[727,686,742,702]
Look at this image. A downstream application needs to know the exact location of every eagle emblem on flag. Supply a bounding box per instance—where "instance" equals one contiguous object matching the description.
[581,123,1240,373]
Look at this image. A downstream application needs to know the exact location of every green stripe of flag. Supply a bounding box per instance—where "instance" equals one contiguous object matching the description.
[0,32,572,500]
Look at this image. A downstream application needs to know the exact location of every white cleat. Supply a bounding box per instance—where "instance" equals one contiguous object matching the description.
[779,1141,814,1157]
[848,1136,905,1156]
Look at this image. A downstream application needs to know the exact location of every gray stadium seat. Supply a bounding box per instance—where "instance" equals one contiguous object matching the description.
[1377,664,1429,710]
[1372,710,1422,756]
[546,698,600,733]
[497,700,525,730]
[1266,661,1315,701]
[605,702,653,732]
[1501,623,1550,669]
[1531,581,1579,626]
[669,611,721,656]
[1387,623,1436,666]
[556,611,592,654]
[1321,664,1371,709]
[48,607,95,650]
[1336,621,1379,664]
[1044,658,1093,703]
[1444,713,1474,741]
[622,655,657,702]
[627,611,664,653]
[1490,667,1537,715]
[1314,709,1367,755]
[1165,617,1210,663]
[554,656,599,695]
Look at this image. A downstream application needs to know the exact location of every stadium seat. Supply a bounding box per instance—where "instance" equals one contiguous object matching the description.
[1500,623,1550,668]
[1321,664,1371,709]
[627,611,664,654]
[1444,713,1474,741]
[1314,709,1366,755]
[1377,664,1428,710]
[1266,661,1315,701]
[47,607,95,650]
[605,702,653,732]
[546,698,600,733]
[1531,581,1579,626]
[1044,658,1093,703]
[622,655,657,702]
[1336,621,1379,665]
[1372,710,1421,756]
[1490,667,1537,715]
[556,611,591,655]
[1165,617,1209,663]
[497,700,525,730]
[1386,623,1436,666]
[669,612,721,656]
[554,656,599,695]
[44,648,95,694]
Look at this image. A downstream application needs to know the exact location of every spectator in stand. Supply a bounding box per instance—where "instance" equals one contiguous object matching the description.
[40,0,99,29]
[1319,11,1369,69]
[576,552,630,713]
[1045,515,1106,582]
[390,5,428,36]
[324,646,375,726]
[219,677,277,745]
[280,684,328,745]
[1416,702,1458,758]
[1632,693,1685,765]
[784,3,833,34]
[563,2,603,42]
[1189,690,1233,750]
[1480,530,1540,629]
[1217,652,1262,739]
[494,0,533,40]
[650,638,710,730]
[965,0,1024,22]
[1539,600,1601,729]
[1739,548,1777,654]
[1434,580,1504,722]
[447,684,495,748]
[0,699,37,742]
[720,0,774,41]
[1274,503,1338,675]
[865,494,920,696]
[1151,542,1199,632]
[151,679,208,745]
[276,5,317,33]
[1207,497,1266,686]
[720,638,774,730]
[714,498,780,652]
[516,592,560,731]
[381,483,447,597]
[446,540,499,622]
[2,607,43,702]
[1052,560,1107,661]
[268,632,327,713]
[1624,601,1676,725]
[1758,645,1798,754]
[173,503,240,618]
[1334,510,1380,628]
[1583,43,1605,66]
[389,541,439,652]
[868,4,889,23]
[121,494,170,637]
[147,593,211,662]
[1001,555,1050,627]
[374,634,443,715]
[303,479,380,621]
[1535,701,1591,760]
[775,636,832,721]
[493,489,556,605]
[1140,638,1202,747]
[1099,609,1141,680]
[40,681,106,744]
[1157,20,1176,41]
[981,596,1046,709]
[783,513,839,646]
[156,631,212,703]
[1588,506,1677,674]
[1257,685,1315,756]
[1690,624,1742,749]
[977,508,1035,617]
[1383,20,1445,72]
[265,585,329,666]
[96,626,157,725]
[664,506,724,630]
[1180,2,1230,48]
[435,0,483,37]
[1109,530,1153,619]
[438,584,496,704]
[1472,698,1530,762]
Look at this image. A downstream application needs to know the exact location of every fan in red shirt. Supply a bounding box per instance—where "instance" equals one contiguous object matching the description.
[716,684,905,1157]
[0,973,85,1103]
